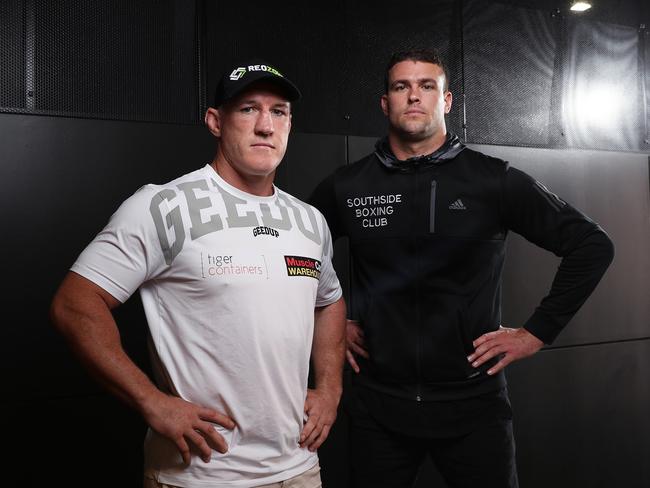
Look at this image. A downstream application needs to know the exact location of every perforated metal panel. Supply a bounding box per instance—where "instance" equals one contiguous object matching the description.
[4,0,648,147]
[204,1,347,135]
[463,0,648,150]
[339,0,461,137]
[205,1,461,137]
[0,1,26,110]
[0,0,199,123]
[641,26,649,148]
[560,18,642,151]
[464,0,557,146]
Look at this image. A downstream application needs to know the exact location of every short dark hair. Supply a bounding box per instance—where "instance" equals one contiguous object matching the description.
[384,48,449,93]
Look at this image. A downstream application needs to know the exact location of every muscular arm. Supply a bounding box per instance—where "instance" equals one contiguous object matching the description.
[50,272,235,464]
[300,297,346,452]
[469,167,614,374]
[470,230,613,374]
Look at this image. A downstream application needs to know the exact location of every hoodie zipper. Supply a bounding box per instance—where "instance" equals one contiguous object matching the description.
[414,165,422,402]
[416,177,438,402]
[429,180,437,233]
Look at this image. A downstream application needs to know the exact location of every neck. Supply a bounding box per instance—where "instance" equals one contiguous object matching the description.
[211,157,275,197]
[387,130,447,160]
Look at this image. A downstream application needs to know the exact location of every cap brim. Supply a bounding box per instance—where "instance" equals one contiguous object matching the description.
[235,74,301,104]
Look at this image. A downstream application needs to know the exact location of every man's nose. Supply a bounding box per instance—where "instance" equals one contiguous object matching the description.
[408,88,420,103]
[255,111,274,135]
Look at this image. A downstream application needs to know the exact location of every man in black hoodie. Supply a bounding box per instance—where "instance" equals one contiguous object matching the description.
[309,49,614,488]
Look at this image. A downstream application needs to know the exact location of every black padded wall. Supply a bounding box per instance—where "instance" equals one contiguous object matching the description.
[471,144,650,346]
[507,340,650,488]
[0,112,350,486]
[4,121,647,487]
[0,113,215,486]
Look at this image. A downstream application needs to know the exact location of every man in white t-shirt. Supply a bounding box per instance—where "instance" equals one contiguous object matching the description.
[50,59,346,488]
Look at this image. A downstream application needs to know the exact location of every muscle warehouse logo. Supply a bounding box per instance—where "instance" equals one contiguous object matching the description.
[284,255,321,280]
[229,67,247,80]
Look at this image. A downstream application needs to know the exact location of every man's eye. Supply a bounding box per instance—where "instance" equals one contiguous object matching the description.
[240,106,255,113]
[272,109,288,116]
[394,84,406,91]
[422,84,434,90]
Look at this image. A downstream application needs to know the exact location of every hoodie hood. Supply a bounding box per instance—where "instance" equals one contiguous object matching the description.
[374,132,465,171]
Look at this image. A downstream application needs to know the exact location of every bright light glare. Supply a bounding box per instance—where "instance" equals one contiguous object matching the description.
[570,2,592,12]
[572,84,621,131]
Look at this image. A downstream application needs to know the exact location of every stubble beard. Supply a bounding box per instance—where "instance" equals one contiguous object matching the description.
[392,118,437,143]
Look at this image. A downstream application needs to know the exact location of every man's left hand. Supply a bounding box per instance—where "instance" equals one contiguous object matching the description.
[299,388,340,452]
[468,326,544,375]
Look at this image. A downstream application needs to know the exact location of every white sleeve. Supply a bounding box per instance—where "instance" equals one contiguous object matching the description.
[70,186,165,303]
[315,211,343,307]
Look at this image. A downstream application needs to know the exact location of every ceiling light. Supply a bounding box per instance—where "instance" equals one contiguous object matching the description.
[570,1,592,12]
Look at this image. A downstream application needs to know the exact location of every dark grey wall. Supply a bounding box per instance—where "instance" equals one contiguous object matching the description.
[1,0,649,485]
[3,111,645,487]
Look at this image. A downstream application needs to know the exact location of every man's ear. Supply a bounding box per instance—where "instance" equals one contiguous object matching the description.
[444,90,452,114]
[380,94,389,116]
[205,107,221,137]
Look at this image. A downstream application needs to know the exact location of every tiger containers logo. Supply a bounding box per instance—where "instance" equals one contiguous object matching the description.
[284,255,321,280]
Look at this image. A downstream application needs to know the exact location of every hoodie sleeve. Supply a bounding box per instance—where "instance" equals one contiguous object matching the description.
[503,166,615,344]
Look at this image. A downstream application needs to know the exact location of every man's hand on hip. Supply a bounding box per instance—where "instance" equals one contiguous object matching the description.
[300,387,341,452]
[346,319,369,373]
[141,392,236,465]
[468,326,544,375]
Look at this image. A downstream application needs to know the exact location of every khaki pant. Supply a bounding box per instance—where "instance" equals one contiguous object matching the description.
[143,462,321,488]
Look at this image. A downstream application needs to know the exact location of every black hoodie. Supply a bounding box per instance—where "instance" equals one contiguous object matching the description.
[310,134,614,401]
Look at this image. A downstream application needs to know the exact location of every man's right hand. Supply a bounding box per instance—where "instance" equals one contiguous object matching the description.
[141,393,236,465]
[346,319,369,373]
[50,273,236,466]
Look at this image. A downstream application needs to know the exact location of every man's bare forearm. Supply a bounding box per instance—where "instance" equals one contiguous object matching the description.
[50,272,161,414]
[299,297,346,450]
[50,272,235,463]
[312,297,346,396]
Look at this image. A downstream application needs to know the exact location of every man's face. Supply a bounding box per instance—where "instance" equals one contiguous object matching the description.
[381,60,452,142]
[209,82,291,179]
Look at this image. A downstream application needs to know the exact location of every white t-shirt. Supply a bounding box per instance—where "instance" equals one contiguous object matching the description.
[71,164,342,487]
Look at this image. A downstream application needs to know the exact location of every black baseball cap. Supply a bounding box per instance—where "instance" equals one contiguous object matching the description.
[213,59,301,107]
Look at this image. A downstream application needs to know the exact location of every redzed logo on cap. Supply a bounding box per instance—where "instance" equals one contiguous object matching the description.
[229,67,247,80]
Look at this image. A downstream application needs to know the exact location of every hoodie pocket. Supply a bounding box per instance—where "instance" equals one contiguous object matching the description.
[362,291,419,382]
[419,294,478,382]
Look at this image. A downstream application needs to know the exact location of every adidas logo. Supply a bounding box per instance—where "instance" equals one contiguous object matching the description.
[448,199,467,210]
